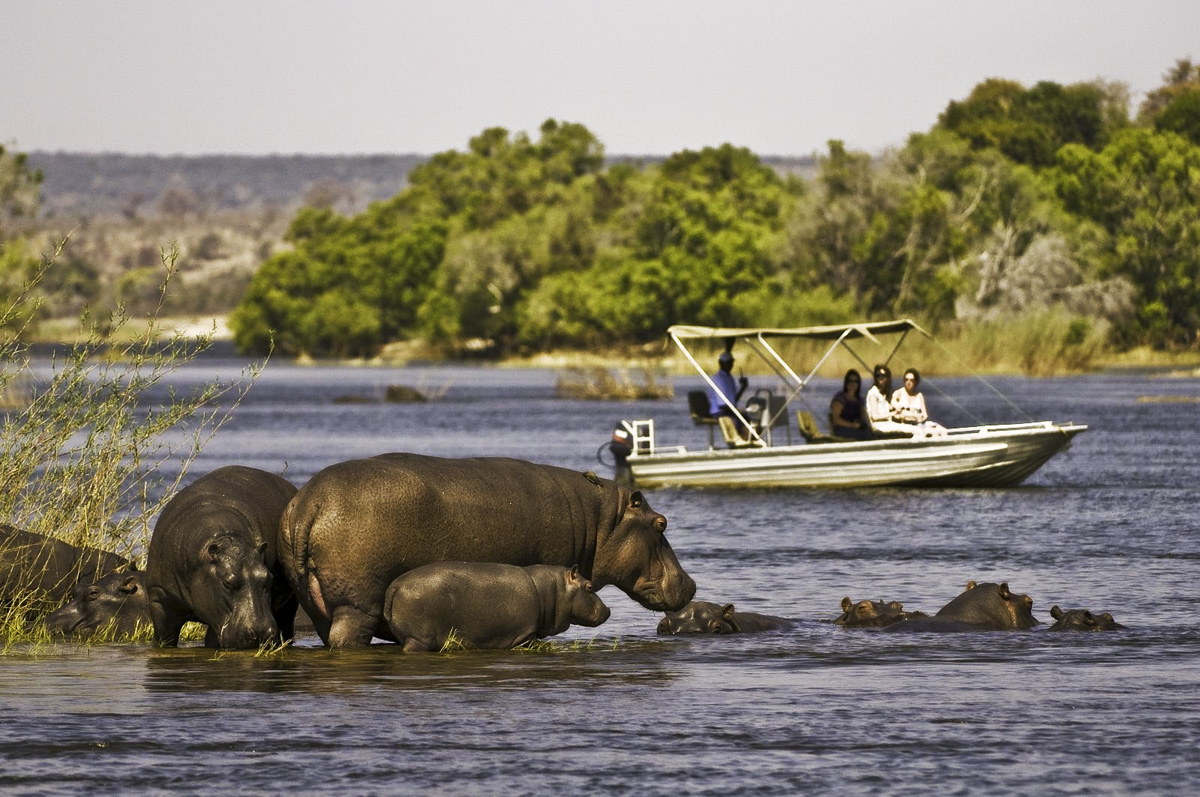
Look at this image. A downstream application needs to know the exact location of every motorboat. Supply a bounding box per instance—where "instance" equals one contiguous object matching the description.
[606,320,1087,489]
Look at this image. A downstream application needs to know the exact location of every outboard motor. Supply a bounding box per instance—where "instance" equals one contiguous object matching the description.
[599,421,635,487]
[609,421,634,462]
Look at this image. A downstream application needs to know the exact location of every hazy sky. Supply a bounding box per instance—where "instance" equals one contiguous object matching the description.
[4,1,1197,158]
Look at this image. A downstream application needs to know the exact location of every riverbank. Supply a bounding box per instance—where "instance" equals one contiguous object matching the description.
[26,313,1200,378]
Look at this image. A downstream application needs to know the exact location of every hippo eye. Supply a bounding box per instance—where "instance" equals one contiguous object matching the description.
[84,586,101,603]
[222,574,240,591]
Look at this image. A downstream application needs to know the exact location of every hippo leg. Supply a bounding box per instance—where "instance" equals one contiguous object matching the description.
[327,605,378,648]
[274,594,299,643]
[149,594,189,648]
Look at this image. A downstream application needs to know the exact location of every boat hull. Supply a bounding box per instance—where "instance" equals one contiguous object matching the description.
[625,423,1087,489]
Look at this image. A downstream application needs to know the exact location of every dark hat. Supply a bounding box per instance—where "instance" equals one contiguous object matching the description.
[873,364,889,377]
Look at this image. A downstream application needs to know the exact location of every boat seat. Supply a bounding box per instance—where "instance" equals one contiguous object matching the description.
[718,416,761,448]
[687,390,719,448]
[797,410,844,444]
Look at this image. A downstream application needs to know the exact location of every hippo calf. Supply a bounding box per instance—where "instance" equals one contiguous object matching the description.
[1048,605,1126,631]
[384,562,611,652]
[657,600,794,635]
[1,524,130,616]
[281,453,696,648]
[836,596,927,628]
[146,466,298,649]
[46,570,150,638]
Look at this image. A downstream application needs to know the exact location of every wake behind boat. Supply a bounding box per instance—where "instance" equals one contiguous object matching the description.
[607,320,1086,489]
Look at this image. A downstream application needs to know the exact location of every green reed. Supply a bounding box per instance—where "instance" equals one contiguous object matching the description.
[0,237,262,647]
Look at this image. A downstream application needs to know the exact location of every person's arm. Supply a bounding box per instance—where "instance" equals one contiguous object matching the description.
[913,392,929,424]
[831,396,849,428]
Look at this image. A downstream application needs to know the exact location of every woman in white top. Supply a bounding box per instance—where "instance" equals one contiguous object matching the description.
[865,364,912,436]
[890,368,947,438]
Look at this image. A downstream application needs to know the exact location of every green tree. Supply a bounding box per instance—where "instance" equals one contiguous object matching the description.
[938,78,1126,166]
[516,144,803,348]
[1052,128,1200,347]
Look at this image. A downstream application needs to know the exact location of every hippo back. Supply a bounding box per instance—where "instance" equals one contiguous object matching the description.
[934,581,1038,630]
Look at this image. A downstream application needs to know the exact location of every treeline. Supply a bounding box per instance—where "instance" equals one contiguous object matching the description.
[6,60,1200,360]
[230,60,1200,358]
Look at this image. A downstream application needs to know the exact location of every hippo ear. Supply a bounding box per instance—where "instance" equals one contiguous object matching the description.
[567,564,582,585]
[257,541,269,560]
[1050,605,1063,619]
[888,601,904,610]
[721,603,736,620]
[206,542,222,562]
[965,580,977,590]
[120,575,140,594]
[998,582,1011,600]
[629,490,645,509]
[841,596,852,612]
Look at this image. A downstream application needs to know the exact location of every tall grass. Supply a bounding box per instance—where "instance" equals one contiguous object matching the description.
[0,238,262,643]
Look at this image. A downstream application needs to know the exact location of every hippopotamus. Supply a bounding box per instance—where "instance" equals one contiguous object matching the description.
[885,580,1038,632]
[835,596,926,628]
[1047,605,1126,631]
[279,453,696,647]
[45,570,150,638]
[145,466,298,649]
[0,524,131,616]
[384,562,611,651]
[657,600,795,635]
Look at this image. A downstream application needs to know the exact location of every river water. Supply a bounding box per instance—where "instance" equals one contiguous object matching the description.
[2,360,1198,795]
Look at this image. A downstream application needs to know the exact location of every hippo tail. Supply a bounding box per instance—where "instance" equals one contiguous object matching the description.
[279,497,329,621]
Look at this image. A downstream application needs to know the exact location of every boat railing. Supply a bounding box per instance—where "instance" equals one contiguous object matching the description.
[630,419,655,456]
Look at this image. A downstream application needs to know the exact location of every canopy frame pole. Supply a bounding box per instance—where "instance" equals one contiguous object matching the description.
[670,332,764,445]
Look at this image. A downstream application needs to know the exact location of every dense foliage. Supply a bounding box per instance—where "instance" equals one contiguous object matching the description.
[226,61,1200,357]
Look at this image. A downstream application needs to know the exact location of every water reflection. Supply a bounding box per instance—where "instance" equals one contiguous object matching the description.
[140,638,680,695]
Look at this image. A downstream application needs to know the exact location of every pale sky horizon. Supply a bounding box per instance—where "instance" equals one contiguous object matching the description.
[3,2,1197,159]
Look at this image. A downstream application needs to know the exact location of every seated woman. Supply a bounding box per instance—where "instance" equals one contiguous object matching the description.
[829,369,873,440]
[890,368,948,438]
[865,364,912,436]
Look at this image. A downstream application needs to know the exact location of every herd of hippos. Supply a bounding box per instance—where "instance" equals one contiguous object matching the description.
[1,455,1124,651]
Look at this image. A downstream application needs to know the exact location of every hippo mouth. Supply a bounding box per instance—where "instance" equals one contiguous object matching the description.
[630,571,696,613]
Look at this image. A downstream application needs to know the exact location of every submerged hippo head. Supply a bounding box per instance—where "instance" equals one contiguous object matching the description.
[1048,605,1126,631]
[935,580,1039,630]
[657,600,739,635]
[836,596,917,628]
[46,570,150,638]
[594,489,696,613]
[198,537,279,649]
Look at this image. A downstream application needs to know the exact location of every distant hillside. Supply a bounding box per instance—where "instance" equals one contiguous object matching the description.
[27,152,428,218]
[27,151,818,219]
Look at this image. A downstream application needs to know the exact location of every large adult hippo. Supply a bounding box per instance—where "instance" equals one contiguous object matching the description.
[657,600,795,635]
[279,453,697,647]
[146,466,298,649]
[45,570,150,638]
[0,524,131,615]
[384,562,610,651]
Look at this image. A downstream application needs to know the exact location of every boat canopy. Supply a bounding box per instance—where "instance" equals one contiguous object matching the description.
[668,319,932,344]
